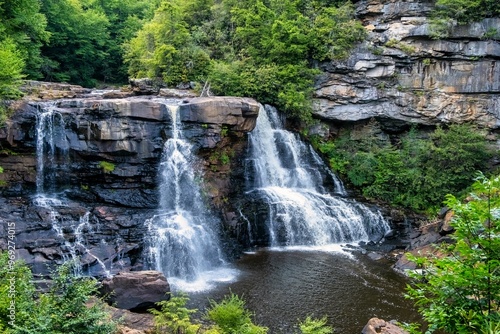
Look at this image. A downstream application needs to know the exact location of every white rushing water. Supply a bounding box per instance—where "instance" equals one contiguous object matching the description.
[247,105,390,247]
[34,104,110,277]
[147,104,236,291]
[35,104,68,195]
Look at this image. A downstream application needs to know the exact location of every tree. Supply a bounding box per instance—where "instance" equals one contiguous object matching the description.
[125,0,365,121]
[40,0,110,87]
[0,0,49,78]
[0,38,25,100]
[405,173,500,333]
[124,0,210,86]
[93,0,160,83]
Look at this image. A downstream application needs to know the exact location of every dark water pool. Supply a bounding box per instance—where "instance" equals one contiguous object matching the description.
[186,246,421,334]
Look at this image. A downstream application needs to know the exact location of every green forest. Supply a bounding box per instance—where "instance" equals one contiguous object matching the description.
[0,0,366,121]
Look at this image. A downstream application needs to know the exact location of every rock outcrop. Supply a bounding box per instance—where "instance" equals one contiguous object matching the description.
[314,0,500,130]
[100,271,170,311]
[362,318,409,334]
[0,86,259,276]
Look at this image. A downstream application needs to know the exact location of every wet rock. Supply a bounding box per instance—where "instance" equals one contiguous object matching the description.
[439,210,455,235]
[100,271,170,311]
[362,317,409,334]
[367,252,384,261]
[393,244,441,273]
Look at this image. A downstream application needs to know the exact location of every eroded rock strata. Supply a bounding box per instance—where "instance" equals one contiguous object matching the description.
[0,91,259,276]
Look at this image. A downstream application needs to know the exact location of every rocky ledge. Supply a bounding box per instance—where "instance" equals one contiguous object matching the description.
[0,84,259,276]
[314,0,500,130]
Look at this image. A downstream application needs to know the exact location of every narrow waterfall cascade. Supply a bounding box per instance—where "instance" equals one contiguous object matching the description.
[34,104,70,237]
[147,104,233,291]
[246,105,390,247]
[35,103,69,196]
[34,104,111,277]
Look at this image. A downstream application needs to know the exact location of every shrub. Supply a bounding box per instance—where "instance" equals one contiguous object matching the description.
[405,173,500,333]
[99,161,115,173]
[206,293,268,334]
[299,316,334,334]
[150,293,201,334]
[0,255,116,334]
[313,123,493,211]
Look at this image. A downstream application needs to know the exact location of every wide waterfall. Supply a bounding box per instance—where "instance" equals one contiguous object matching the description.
[147,104,233,291]
[247,105,390,247]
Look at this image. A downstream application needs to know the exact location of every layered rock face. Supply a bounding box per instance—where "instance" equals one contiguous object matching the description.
[0,90,259,276]
[314,0,500,130]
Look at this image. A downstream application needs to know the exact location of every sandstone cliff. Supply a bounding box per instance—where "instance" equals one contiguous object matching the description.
[314,0,500,131]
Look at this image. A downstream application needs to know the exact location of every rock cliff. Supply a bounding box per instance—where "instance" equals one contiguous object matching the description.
[314,0,500,130]
[0,89,259,276]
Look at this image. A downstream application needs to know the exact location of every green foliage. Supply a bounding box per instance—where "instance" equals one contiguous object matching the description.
[299,316,334,334]
[429,0,500,38]
[99,161,115,173]
[0,254,116,334]
[207,293,268,334]
[0,0,49,78]
[150,293,201,334]
[125,0,365,121]
[0,38,25,99]
[314,123,493,211]
[405,173,500,333]
[385,38,416,54]
[40,0,110,86]
[220,153,230,165]
[38,0,158,86]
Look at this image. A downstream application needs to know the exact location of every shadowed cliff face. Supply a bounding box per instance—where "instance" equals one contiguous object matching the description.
[0,90,259,276]
[314,0,500,130]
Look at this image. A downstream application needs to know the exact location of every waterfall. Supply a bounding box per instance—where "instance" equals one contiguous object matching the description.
[247,105,390,247]
[147,104,234,291]
[34,103,111,277]
[35,104,69,195]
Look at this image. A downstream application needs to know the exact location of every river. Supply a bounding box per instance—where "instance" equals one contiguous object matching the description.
[187,246,421,334]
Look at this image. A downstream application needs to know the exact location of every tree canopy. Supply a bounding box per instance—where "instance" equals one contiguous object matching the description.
[124,0,366,121]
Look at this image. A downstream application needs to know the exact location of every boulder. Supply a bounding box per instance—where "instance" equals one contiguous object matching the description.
[362,318,409,334]
[101,271,170,311]
[129,78,161,95]
[439,210,455,235]
[393,244,441,273]
[179,97,260,132]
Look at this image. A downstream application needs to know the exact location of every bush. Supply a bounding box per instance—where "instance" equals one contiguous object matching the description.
[206,293,268,334]
[429,0,500,38]
[299,316,334,334]
[99,161,116,173]
[405,173,500,333]
[150,293,201,334]
[0,254,116,334]
[313,123,493,211]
